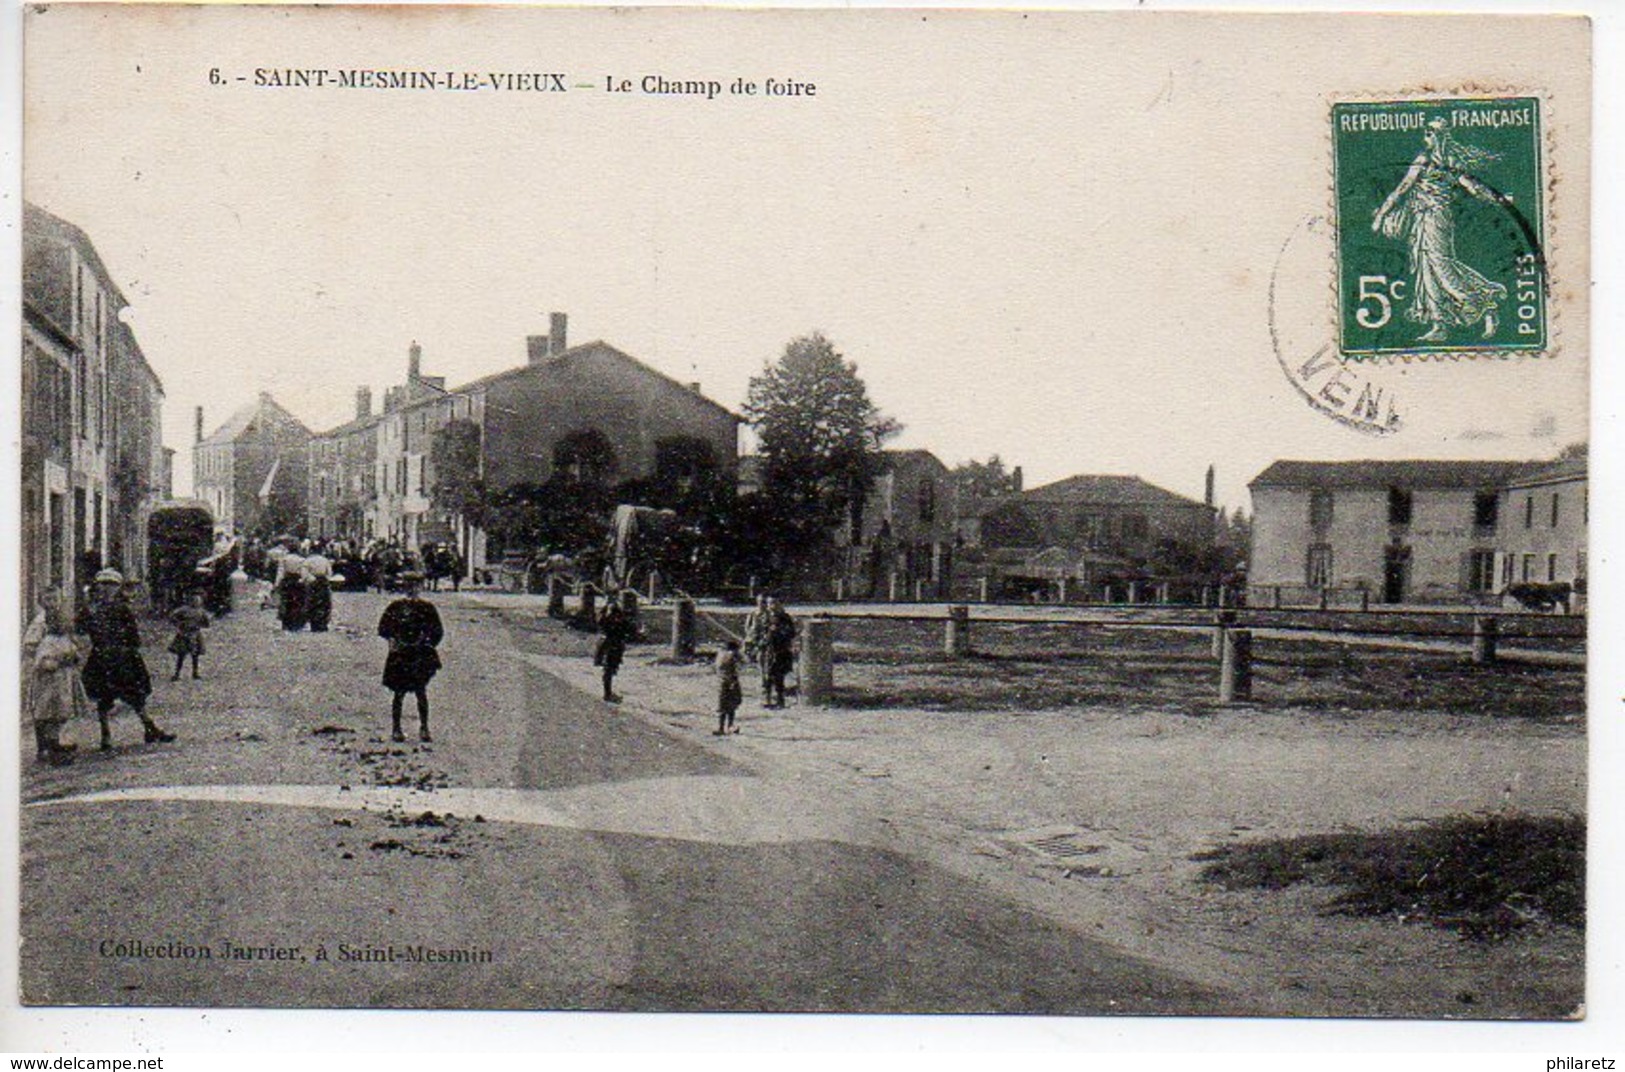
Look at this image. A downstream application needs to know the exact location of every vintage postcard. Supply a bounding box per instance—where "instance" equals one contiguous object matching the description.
[15,6,1590,1023]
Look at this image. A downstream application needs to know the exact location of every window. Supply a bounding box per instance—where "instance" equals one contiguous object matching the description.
[1309,488,1334,530]
[1306,544,1333,587]
[1547,554,1558,583]
[1473,492,1498,529]
[1468,550,1496,592]
[1578,551,1587,579]
[1522,554,1535,582]
[1524,495,1534,529]
[1501,554,1514,587]
[1387,486,1412,526]
[1551,493,1560,528]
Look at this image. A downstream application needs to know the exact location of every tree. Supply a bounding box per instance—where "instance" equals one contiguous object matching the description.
[743,333,900,575]
[430,418,489,530]
[951,455,1021,502]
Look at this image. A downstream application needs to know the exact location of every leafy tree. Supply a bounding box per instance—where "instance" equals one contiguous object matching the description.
[743,332,900,576]
[430,418,489,530]
[951,455,1021,502]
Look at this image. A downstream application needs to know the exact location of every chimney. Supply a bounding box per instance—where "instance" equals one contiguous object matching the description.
[549,312,567,357]
[1011,466,1023,493]
[689,381,702,393]
[527,334,551,364]
[1205,464,1216,508]
[408,341,422,383]
[356,386,373,420]
[194,406,204,445]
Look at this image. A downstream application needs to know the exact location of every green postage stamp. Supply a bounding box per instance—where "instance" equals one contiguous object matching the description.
[1333,96,1545,358]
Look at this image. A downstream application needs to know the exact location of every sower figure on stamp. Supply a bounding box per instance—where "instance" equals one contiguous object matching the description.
[77,569,175,751]
[1372,118,1508,343]
[377,571,444,743]
[593,597,635,704]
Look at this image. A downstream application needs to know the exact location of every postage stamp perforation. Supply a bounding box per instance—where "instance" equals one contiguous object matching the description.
[1325,85,1560,364]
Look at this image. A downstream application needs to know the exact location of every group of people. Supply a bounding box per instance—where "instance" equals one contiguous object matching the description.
[24,570,181,766]
[24,534,456,765]
[712,595,798,736]
[266,540,335,633]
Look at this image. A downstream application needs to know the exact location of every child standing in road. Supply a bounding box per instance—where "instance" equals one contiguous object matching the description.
[168,591,210,681]
[714,639,743,736]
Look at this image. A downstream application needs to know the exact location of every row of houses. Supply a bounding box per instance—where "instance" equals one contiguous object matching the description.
[194,315,741,569]
[21,203,171,614]
[1247,452,1588,605]
[191,313,1228,597]
[184,306,1586,608]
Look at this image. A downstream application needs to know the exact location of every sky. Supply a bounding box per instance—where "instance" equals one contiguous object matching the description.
[22,6,1590,512]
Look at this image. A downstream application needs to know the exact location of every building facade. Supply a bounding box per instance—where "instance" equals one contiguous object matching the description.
[1496,452,1587,594]
[836,449,958,598]
[1247,458,1554,605]
[193,392,313,537]
[21,202,166,612]
[312,315,741,572]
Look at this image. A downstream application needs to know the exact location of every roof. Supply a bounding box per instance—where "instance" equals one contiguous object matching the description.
[456,340,742,422]
[25,202,165,393]
[1018,474,1210,510]
[1249,459,1547,491]
[1502,451,1587,489]
[24,202,129,311]
[881,449,949,475]
[199,393,312,447]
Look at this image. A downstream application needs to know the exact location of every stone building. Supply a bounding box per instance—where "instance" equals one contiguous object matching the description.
[193,392,312,537]
[307,387,382,542]
[836,449,958,599]
[324,314,740,572]
[969,474,1216,596]
[1247,458,1548,605]
[1496,450,1587,593]
[21,202,166,612]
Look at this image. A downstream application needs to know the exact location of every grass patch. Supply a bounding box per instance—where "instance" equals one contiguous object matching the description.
[1192,813,1584,941]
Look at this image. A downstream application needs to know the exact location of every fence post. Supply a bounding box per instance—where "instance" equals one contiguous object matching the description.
[1217,585,1230,608]
[1472,615,1499,664]
[1271,585,1283,610]
[1058,576,1070,604]
[545,573,565,618]
[1128,581,1141,605]
[889,572,901,603]
[1158,583,1171,605]
[1317,587,1329,611]
[1211,609,1236,658]
[800,616,835,705]
[945,604,971,658]
[915,577,927,602]
[835,577,845,602]
[1201,584,1213,607]
[1219,629,1253,704]
[580,586,598,624]
[1102,583,1113,605]
[671,598,696,659]
[979,576,991,603]
[1358,589,1370,612]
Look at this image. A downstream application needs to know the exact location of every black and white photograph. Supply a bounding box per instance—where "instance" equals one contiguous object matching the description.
[7,1,1610,1053]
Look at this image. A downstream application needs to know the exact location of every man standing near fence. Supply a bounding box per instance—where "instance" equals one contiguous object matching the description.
[762,597,798,709]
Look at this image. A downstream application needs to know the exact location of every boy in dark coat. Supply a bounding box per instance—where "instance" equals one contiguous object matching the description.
[78,569,175,751]
[377,572,444,742]
[594,600,635,703]
[167,591,210,680]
